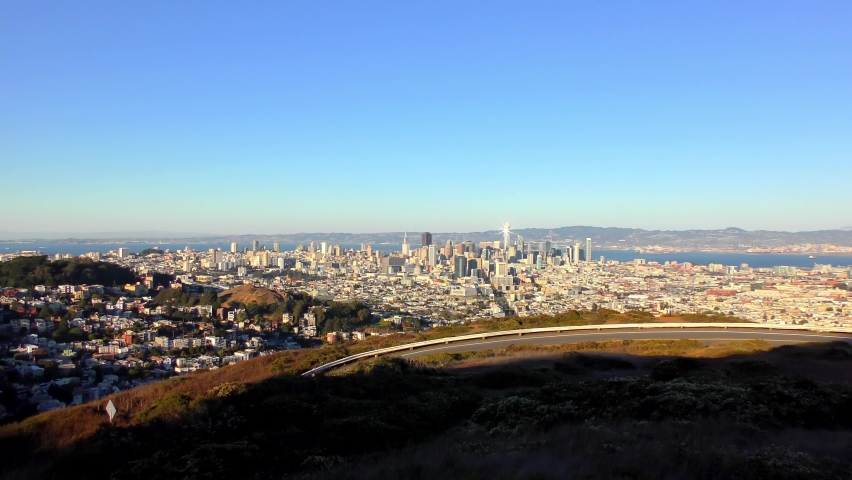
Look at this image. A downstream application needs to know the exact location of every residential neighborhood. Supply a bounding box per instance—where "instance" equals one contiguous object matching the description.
[1,236,850,422]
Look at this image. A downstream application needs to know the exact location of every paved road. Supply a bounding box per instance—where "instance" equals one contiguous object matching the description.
[395,329,852,360]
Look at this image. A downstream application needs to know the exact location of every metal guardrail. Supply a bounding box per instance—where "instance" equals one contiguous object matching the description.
[301,323,852,376]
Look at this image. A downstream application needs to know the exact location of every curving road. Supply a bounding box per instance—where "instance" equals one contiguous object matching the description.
[394,329,852,360]
[302,324,852,376]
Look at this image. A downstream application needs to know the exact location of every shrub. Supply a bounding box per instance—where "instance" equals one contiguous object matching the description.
[563,353,636,371]
[208,382,247,398]
[467,368,554,389]
[650,358,706,381]
[136,392,194,423]
[726,359,778,376]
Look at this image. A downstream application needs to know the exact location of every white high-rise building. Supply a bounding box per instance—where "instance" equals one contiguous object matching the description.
[427,245,437,267]
[320,242,328,254]
[230,242,239,253]
[495,261,509,277]
[585,238,592,263]
[501,222,511,252]
[117,248,130,258]
[573,243,580,265]
[401,232,411,256]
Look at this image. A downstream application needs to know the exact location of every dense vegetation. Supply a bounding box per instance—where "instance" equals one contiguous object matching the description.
[0,256,137,289]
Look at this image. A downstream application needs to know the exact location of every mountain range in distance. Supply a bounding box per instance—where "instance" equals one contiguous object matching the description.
[2,226,852,249]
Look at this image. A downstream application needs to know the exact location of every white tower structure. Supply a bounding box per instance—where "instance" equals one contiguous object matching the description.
[502,222,511,251]
[401,232,411,256]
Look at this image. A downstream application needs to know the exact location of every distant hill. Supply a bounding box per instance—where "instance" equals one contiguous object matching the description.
[0,255,137,289]
[218,284,287,307]
[4,226,852,248]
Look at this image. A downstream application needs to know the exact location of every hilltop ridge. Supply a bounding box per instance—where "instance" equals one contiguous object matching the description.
[217,284,288,307]
[3,225,852,249]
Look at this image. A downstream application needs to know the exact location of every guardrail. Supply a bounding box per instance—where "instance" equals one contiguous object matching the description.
[301,323,852,377]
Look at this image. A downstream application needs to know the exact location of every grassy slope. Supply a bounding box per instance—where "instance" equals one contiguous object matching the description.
[4,341,851,479]
[217,284,287,307]
[0,311,756,477]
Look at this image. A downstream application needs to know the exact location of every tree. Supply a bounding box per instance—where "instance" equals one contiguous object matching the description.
[357,308,371,324]
[47,383,73,404]
[292,301,306,321]
[53,318,70,341]
[199,291,217,306]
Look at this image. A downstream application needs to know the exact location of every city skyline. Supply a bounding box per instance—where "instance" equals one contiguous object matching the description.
[3,2,851,233]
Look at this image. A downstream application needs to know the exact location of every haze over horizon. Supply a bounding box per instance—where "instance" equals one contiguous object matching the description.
[2,224,852,241]
[2,1,850,233]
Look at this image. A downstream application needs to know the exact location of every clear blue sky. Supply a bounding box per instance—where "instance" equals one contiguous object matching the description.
[2,1,850,235]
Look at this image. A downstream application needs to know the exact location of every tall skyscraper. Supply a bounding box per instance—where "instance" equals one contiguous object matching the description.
[427,244,437,267]
[320,242,328,254]
[401,232,411,256]
[252,240,259,251]
[502,222,511,252]
[230,242,239,253]
[586,238,593,263]
[453,255,468,279]
[462,240,474,253]
[422,232,432,247]
[273,242,280,253]
[573,243,581,265]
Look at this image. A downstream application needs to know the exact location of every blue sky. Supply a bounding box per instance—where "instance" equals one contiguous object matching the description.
[2,1,850,235]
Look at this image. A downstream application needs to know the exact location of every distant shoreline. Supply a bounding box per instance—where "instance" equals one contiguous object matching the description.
[1,240,852,256]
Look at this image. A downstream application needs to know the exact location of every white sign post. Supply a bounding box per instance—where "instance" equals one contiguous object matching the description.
[106,400,116,423]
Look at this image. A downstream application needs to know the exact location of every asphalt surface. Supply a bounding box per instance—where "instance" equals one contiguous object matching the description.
[394,329,852,359]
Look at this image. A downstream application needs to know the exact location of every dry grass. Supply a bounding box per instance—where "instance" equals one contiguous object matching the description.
[688,340,773,358]
[0,349,313,455]
[218,283,287,307]
[412,339,774,369]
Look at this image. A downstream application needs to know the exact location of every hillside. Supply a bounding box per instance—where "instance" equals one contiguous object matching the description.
[0,256,136,290]
[2,340,852,479]
[217,284,287,307]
